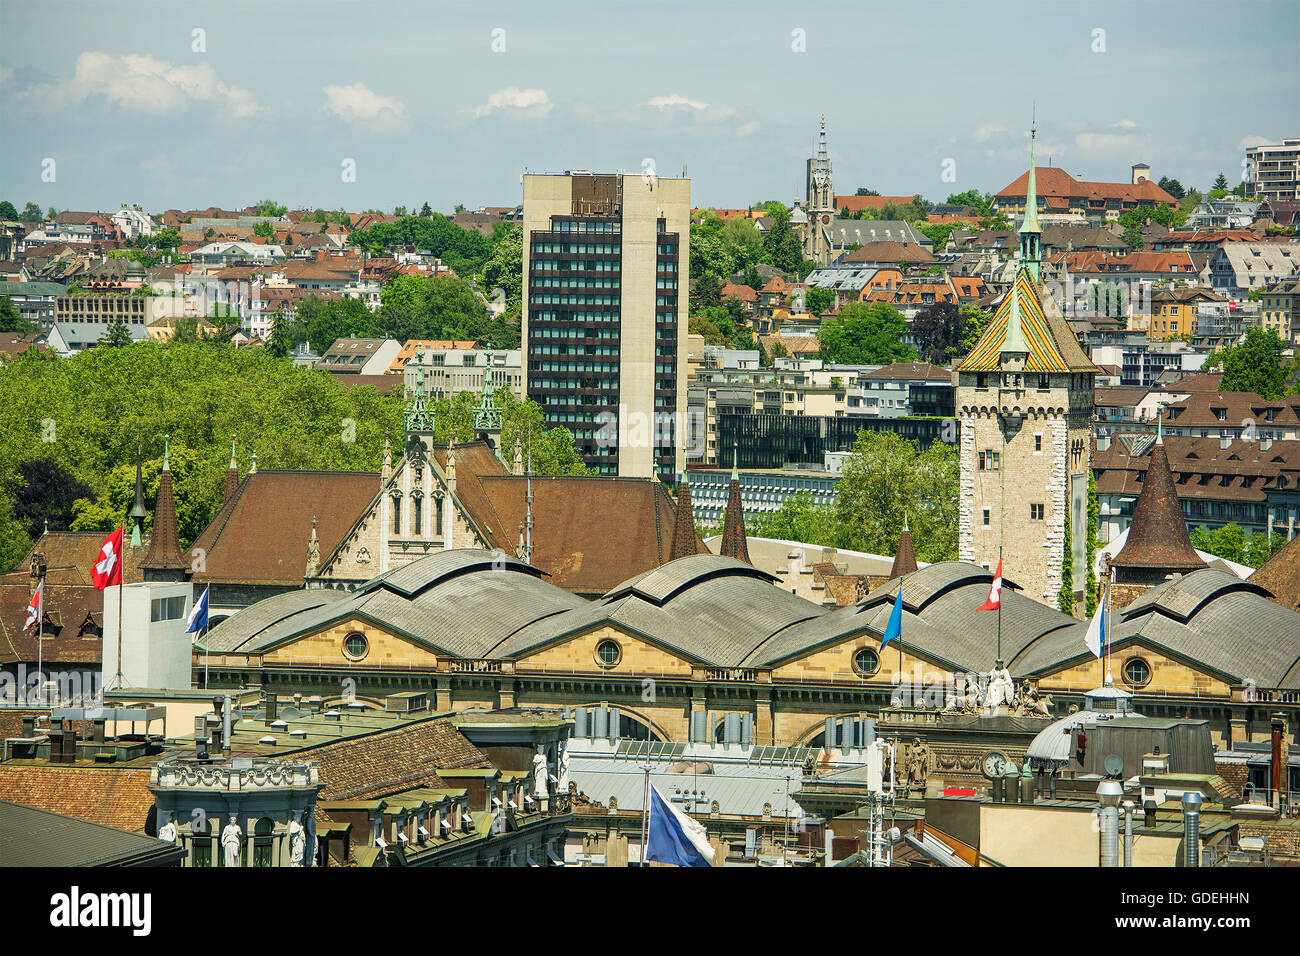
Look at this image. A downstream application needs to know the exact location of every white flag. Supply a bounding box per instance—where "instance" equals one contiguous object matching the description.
[1083,593,1107,659]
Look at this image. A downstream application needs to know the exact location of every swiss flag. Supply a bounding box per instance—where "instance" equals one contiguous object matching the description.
[91,526,124,590]
[24,583,41,631]
[978,558,1002,611]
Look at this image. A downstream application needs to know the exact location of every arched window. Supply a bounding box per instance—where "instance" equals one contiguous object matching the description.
[412,494,423,535]
[253,818,274,868]
[391,494,402,535]
[1123,657,1151,688]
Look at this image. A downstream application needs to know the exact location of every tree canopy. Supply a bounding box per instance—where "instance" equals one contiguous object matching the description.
[817,303,918,365]
[1205,328,1292,399]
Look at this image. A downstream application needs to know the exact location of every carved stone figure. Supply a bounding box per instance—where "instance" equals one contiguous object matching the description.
[907,737,929,785]
[289,819,305,867]
[557,741,570,793]
[221,821,243,868]
[157,820,177,844]
[984,665,1015,709]
[532,747,548,796]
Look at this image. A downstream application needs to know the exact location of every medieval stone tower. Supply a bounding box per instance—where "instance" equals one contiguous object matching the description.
[955,124,1097,608]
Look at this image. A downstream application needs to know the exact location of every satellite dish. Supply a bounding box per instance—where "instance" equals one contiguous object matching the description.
[1104,754,1125,778]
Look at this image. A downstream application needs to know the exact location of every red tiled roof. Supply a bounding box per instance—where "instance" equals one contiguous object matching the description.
[833,195,915,213]
[0,766,155,832]
[997,167,1177,205]
[189,471,381,586]
[719,283,758,302]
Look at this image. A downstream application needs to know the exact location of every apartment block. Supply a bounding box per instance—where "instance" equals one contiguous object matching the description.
[522,172,690,479]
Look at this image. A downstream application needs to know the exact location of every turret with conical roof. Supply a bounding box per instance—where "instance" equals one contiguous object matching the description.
[1111,415,1205,589]
[719,445,751,565]
[1019,117,1042,281]
[889,512,918,580]
[128,447,148,549]
[670,474,701,561]
[142,433,187,580]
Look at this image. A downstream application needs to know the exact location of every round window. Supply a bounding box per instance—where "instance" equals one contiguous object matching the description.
[853,647,880,677]
[344,633,369,661]
[595,639,621,667]
[1123,657,1151,687]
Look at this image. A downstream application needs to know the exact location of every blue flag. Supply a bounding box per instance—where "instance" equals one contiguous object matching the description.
[186,585,210,634]
[645,784,715,867]
[880,587,903,649]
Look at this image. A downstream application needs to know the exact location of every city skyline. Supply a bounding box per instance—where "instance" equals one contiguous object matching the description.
[2,0,1297,212]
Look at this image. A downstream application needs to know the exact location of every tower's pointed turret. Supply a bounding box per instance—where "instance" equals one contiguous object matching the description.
[1112,414,1204,579]
[142,434,186,579]
[1019,115,1042,282]
[128,446,148,549]
[305,516,320,578]
[720,444,751,565]
[669,474,700,561]
[889,511,918,580]
[224,435,238,504]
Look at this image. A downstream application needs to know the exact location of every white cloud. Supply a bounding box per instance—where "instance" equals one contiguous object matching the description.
[644,94,708,111]
[1075,131,1144,154]
[1238,134,1272,151]
[1111,119,1138,130]
[18,52,261,119]
[322,83,409,133]
[473,87,552,118]
[973,122,1010,142]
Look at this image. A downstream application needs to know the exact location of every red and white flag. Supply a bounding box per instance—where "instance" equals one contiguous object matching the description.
[91,526,124,590]
[978,558,1002,611]
[24,583,42,631]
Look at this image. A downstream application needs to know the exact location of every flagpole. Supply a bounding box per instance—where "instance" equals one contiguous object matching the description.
[115,580,124,690]
[1105,565,1115,687]
[36,574,44,705]
[996,545,1003,664]
[640,761,651,868]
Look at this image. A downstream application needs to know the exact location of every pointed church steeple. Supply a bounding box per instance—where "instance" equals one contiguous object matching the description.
[669,474,700,561]
[128,446,148,549]
[404,345,436,446]
[142,433,185,579]
[889,511,918,580]
[304,515,320,578]
[473,376,503,461]
[224,435,238,504]
[1019,115,1042,282]
[720,444,751,565]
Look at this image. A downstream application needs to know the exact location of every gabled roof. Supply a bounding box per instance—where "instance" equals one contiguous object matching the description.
[957,271,1097,373]
[190,470,381,586]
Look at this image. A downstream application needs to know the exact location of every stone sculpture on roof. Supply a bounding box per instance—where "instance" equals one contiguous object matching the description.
[222,820,243,867]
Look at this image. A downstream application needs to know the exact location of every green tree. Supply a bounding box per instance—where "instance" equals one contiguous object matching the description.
[19,202,42,223]
[834,430,959,563]
[762,206,804,273]
[1058,500,1074,615]
[1085,471,1099,616]
[805,287,835,316]
[0,296,35,333]
[752,490,838,545]
[817,303,917,365]
[479,224,523,315]
[1157,177,1186,201]
[855,187,880,197]
[254,221,274,239]
[0,201,18,220]
[253,199,288,218]
[1204,328,1289,399]
[1212,173,1230,192]
[99,316,134,348]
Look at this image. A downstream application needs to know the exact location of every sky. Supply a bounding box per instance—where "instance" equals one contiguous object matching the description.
[1,0,1298,215]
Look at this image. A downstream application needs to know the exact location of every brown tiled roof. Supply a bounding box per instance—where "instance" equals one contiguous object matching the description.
[1165,391,1300,431]
[189,470,381,586]
[834,195,915,213]
[1111,439,1207,572]
[0,766,155,832]
[997,167,1177,205]
[864,362,951,382]
[328,372,405,395]
[302,717,492,801]
[720,283,758,302]
[1094,434,1300,504]
[1248,533,1300,612]
[0,581,107,665]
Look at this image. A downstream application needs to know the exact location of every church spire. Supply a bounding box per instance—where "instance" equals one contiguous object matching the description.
[889,511,918,580]
[142,433,185,578]
[128,444,148,549]
[1111,423,1203,576]
[669,474,700,561]
[404,344,436,439]
[304,515,320,578]
[224,434,238,504]
[1019,112,1042,281]
[720,445,751,565]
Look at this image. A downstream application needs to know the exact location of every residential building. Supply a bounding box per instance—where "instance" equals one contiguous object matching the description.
[1261,278,1300,344]
[403,344,523,400]
[1144,287,1223,339]
[1208,242,1300,297]
[994,165,1177,224]
[522,170,690,479]
[0,280,62,325]
[687,467,841,526]
[1184,198,1262,231]
[1246,138,1300,202]
[314,337,403,376]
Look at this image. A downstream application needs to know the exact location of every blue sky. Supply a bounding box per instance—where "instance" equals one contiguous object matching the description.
[1,0,1297,214]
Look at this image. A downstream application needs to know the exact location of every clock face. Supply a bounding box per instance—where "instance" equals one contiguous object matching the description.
[983,752,1007,779]
[822,214,831,224]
